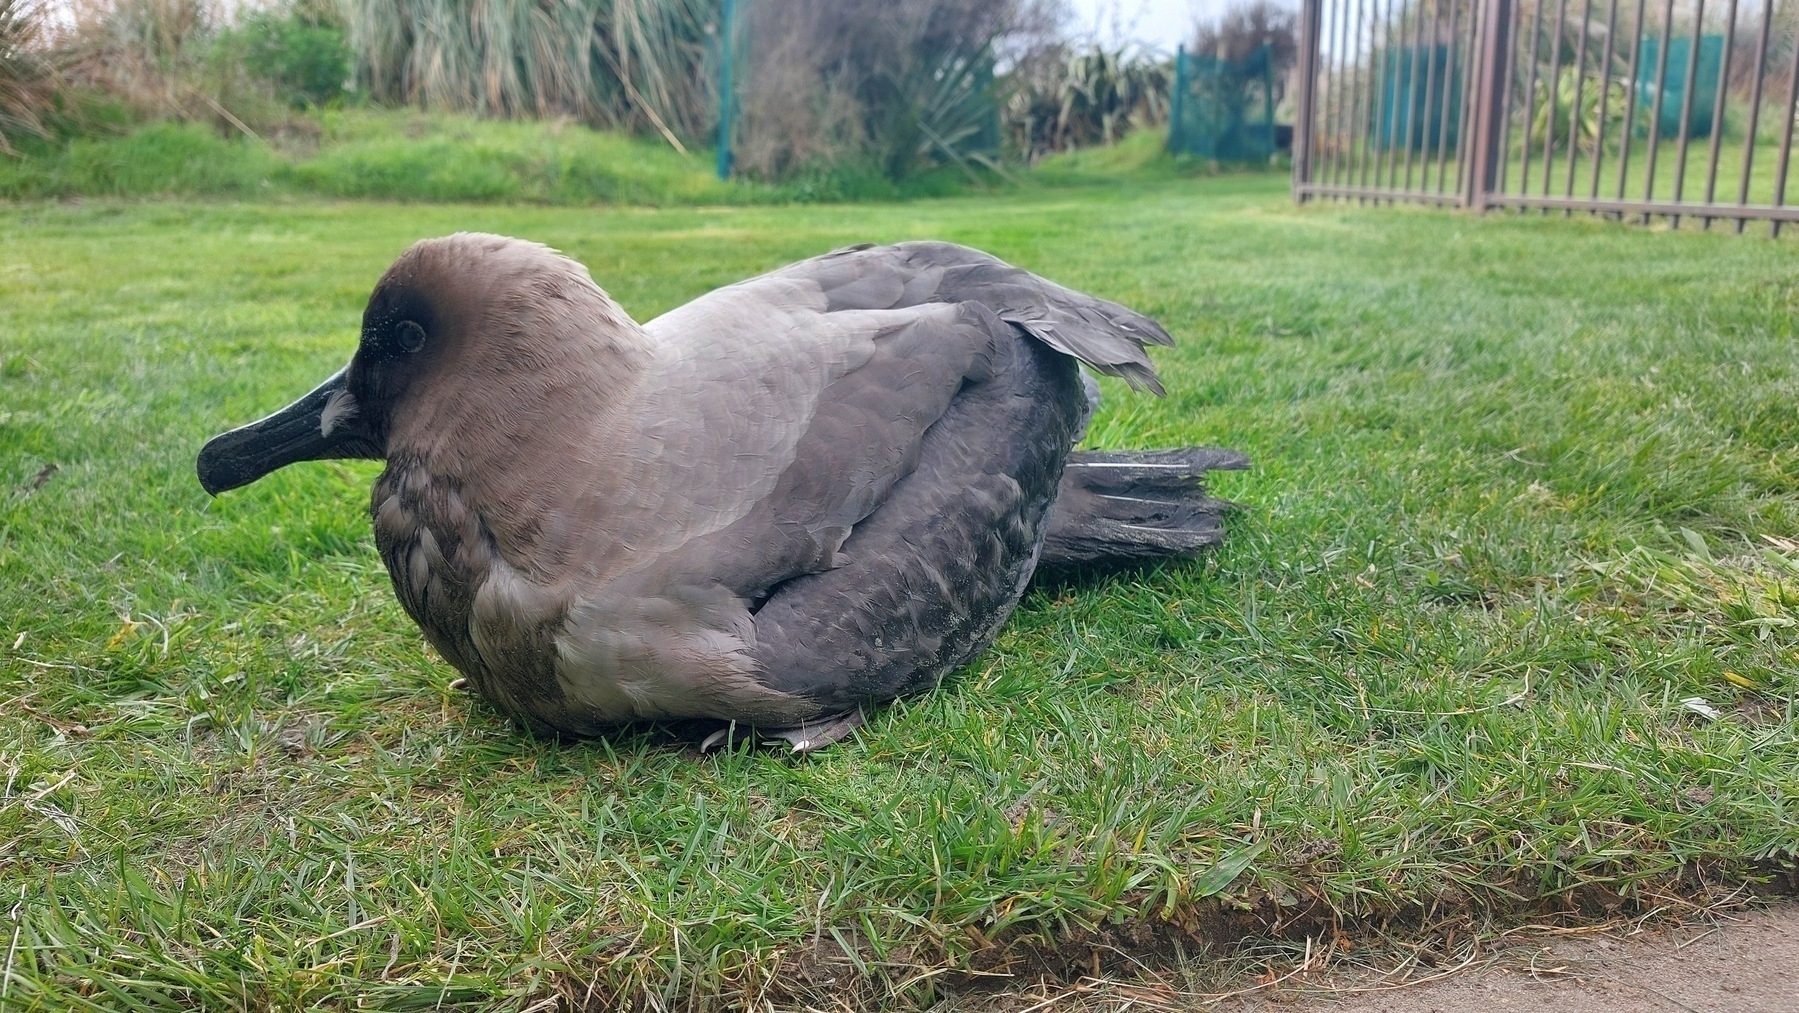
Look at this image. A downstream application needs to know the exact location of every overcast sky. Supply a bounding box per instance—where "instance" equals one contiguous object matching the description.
[1063,0,1211,51]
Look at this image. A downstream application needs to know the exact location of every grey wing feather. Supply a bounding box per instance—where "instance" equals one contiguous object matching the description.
[759,241,1172,394]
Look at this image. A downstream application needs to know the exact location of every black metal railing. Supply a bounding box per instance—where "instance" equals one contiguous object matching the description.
[1292,0,1799,233]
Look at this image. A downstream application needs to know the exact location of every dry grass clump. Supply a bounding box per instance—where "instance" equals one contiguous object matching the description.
[0,0,56,151]
[346,0,714,140]
[19,0,316,140]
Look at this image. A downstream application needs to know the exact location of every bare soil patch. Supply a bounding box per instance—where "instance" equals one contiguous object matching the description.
[1225,902,1799,1012]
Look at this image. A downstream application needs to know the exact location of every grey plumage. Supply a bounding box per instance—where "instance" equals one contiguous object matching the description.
[1041,448,1250,567]
[196,234,1246,745]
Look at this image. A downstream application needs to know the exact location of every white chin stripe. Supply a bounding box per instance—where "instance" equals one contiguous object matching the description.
[320,389,360,439]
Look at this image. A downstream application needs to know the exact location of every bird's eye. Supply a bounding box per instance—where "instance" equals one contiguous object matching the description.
[396,320,427,353]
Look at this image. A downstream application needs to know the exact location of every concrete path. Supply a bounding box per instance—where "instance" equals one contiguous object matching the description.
[1229,903,1798,1012]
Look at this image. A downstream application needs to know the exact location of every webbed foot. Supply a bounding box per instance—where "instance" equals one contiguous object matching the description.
[698,710,865,755]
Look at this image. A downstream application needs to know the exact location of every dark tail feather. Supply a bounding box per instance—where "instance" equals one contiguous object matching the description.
[1040,447,1249,567]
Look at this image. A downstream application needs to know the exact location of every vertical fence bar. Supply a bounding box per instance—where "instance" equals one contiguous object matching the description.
[1421,0,1449,191]
[1669,0,1707,227]
[1169,46,1186,153]
[1467,0,1516,206]
[1352,0,1367,192]
[1641,0,1676,221]
[1540,0,1570,200]
[1402,0,1426,189]
[1772,19,1799,237]
[1563,0,1594,207]
[1266,39,1280,159]
[1295,0,1324,200]
[1379,0,1401,195]
[1614,0,1648,206]
[1589,0,1620,198]
[1495,0,1522,192]
[1336,0,1358,186]
[1517,0,1546,196]
[1381,0,1396,190]
[1389,0,1409,190]
[1434,0,1464,191]
[1323,0,1346,184]
[1372,0,1394,191]
[1700,0,1738,227]
[1362,0,1378,193]
[1454,0,1484,193]
[715,0,737,180]
[1735,0,1772,232]
[1315,0,1335,185]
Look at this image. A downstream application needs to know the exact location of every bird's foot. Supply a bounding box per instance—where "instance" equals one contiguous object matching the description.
[448,677,470,692]
[698,710,865,755]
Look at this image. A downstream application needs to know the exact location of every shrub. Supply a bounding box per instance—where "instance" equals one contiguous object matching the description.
[1004,44,1171,164]
[228,2,348,108]
[736,0,1050,182]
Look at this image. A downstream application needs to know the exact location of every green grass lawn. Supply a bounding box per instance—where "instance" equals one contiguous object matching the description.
[2,177,1796,1010]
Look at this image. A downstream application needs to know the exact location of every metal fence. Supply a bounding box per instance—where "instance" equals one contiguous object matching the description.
[1291,0,1799,233]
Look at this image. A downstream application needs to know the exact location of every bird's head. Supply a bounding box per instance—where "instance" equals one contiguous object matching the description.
[197,233,639,496]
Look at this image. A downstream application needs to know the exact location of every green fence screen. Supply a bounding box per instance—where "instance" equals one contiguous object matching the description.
[1636,34,1724,140]
[1167,44,1278,161]
[1374,44,1463,151]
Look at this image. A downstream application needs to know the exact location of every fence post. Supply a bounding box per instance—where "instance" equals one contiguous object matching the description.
[715,0,737,180]
[1168,45,1187,154]
[1463,0,1513,209]
[1262,41,1276,160]
[1292,0,1324,201]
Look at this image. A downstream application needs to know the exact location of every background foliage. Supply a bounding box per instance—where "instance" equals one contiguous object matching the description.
[0,0,1305,187]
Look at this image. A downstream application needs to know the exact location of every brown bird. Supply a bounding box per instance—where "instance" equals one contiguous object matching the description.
[198,235,1244,750]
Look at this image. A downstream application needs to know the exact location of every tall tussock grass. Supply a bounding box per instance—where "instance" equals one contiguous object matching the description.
[348,0,715,140]
[1,0,56,151]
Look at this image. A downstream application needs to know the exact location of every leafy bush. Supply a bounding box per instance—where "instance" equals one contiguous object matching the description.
[1005,45,1171,164]
[228,2,348,108]
[1529,67,1629,154]
[736,0,1045,182]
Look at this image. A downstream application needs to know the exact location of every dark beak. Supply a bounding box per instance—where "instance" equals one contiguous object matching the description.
[197,367,374,496]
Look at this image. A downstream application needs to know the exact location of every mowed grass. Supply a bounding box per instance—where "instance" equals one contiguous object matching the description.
[1,180,1797,1010]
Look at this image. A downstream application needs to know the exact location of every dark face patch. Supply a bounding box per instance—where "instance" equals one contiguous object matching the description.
[347,280,446,445]
[360,283,437,361]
